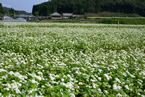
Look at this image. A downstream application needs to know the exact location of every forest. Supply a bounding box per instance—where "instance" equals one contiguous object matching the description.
[32,0,145,16]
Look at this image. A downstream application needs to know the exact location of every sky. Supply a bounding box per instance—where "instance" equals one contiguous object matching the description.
[0,0,48,13]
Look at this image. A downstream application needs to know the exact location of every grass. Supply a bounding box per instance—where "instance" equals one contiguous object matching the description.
[39,17,145,24]
[85,12,142,17]
[97,17,145,24]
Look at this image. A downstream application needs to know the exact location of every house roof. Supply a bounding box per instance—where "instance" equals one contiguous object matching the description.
[15,14,35,18]
[72,15,82,18]
[63,13,73,17]
[51,12,61,16]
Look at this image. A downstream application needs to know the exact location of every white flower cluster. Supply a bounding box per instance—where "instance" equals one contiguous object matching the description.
[0,22,144,96]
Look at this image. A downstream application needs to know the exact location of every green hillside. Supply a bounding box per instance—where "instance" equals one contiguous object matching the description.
[0,3,30,16]
[3,7,30,15]
[32,0,145,16]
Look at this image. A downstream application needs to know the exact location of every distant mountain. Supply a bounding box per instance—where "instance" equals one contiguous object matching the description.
[3,7,10,11]
[3,7,30,15]
[18,10,30,15]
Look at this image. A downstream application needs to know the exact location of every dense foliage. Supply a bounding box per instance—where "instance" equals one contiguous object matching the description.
[32,0,145,16]
[3,7,29,16]
[0,22,145,96]
[0,3,5,15]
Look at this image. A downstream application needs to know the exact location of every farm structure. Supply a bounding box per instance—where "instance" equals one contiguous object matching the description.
[50,12,62,19]
[63,13,73,19]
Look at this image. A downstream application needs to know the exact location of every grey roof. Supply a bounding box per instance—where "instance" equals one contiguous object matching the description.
[63,13,73,17]
[72,15,82,18]
[51,12,61,16]
[15,14,35,18]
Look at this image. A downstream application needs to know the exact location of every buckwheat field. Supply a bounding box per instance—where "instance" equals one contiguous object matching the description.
[0,22,145,96]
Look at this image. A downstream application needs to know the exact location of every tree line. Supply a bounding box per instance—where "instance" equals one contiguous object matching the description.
[0,3,5,15]
[32,0,145,16]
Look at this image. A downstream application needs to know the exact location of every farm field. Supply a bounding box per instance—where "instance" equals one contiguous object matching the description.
[0,22,145,96]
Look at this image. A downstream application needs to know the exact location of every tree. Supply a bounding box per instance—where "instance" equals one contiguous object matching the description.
[0,3,5,15]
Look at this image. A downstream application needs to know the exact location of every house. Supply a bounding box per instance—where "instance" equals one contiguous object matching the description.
[3,16,11,19]
[63,13,73,19]
[50,12,62,19]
